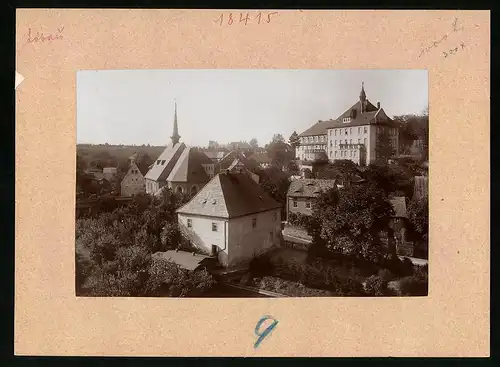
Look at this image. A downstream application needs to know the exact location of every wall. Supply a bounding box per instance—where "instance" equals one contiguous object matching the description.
[327,126,370,164]
[287,196,312,218]
[168,181,204,196]
[201,163,215,179]
[227,208,282,266]
[120,166,146,197]
[177,213,229,266]
[297,135,327,161]
[145,178,162,194]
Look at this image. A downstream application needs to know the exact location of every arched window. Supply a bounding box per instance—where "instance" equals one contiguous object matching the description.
[177,186,183,194]
[191,185,198,195]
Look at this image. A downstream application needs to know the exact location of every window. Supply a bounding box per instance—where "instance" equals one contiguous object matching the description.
[345,129,348,135]
[161,160,166,165]
[335,129,337,136]
[187,219,192,228]
[252,218,257,228]
[330,141,332,147]
[364,138,367,145]
[358,127,361,134]
[364,127,368,133]
[340,130,342,136]
[272,212,277,221]
[350,128,352,134]
[293,200,298,207]
[358,138,361,144]
[349,139,352,144]
[305,201,311,209]
[335,151,338,157]
[270,231,274,240]
[156,160,160,164]
[345,140,347,144]
[212,222,218,232]
[329,151,332,157]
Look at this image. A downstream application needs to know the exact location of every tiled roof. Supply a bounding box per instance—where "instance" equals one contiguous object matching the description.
[152,250,213,271]
[390,197,407,218]
[176,172,282,218]
[287,179,338,198]
[299,100,397,137]
[145,142,186,182]
[167,147,210,183]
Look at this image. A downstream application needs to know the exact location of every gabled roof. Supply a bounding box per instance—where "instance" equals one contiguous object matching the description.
[166,147,210,183]
[176,172,282,218]
[389,197,407,218]
[299,100,397,137]
[152,250,214,271]
[144,142,186,182]
[287,179,338,198]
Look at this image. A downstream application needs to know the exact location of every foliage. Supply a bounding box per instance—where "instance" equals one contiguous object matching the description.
[144,257,216,297]
[257,276,334,297]
[381,256,414,277]
[393,108,429,160]
[398,274,428,296]
[286,160,300,175]
[249,138,259,151]
[375,127,396,161]
[287,212,316,231]
[311,184,394,259]
[257,166,291,208]
[364,275,393,296]
[265,134,294,169]
[315,160,360,185]
[407,194,429,241]
[288,131,300,149]
[362,162,414,197]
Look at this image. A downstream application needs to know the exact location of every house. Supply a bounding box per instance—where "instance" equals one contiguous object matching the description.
[204,151,227,163]
[151,250,217,271]
[388,196,411,256]
[296,83,400,165]
[286,179,338,219]
[144,102,215,196]
[102,167,118,181]
[120,154,146,197]
[215,150,257,174]
[176,171,283,268]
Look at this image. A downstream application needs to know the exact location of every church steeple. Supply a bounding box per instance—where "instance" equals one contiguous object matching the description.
[359,82,367,113]
[171,100,180,145]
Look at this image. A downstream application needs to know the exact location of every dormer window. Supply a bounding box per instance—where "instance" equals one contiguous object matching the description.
[156,160,160,164]
[161,160,166,165]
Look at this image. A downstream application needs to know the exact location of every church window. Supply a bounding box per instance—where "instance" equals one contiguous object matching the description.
[212,222,218,232]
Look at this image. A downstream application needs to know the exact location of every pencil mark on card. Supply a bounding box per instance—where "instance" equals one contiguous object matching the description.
[214,12,279,26]
[254,315,278,349]
[418,17,465,58]
[27,26,64,44]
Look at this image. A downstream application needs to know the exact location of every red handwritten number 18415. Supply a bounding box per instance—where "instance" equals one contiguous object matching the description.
[215,12,278,26]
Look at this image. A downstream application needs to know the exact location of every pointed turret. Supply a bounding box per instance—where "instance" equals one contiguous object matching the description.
[359,82,367,113]
[171,101,180,145]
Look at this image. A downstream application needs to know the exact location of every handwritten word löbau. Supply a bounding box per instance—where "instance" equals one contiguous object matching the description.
[27,27,64,43]
[214,12,279,26]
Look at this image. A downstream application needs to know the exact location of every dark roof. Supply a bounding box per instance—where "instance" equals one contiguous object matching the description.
[389,197,407,218]
[167,147,211,183]
[152,250,213,271]
[176,172,282,218]
[299,100,397,137]
[287,179,338,198]
[145,142,186,182]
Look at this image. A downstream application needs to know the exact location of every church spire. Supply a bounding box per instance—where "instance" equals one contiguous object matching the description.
[359,82,367,113]
[171,100,180,145]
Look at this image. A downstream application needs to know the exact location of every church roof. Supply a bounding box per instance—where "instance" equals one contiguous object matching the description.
[144,142,186,182]
[166,147,211,183]
[176,172,282,218]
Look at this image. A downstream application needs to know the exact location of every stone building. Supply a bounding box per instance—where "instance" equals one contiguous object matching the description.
[120,153,146,197]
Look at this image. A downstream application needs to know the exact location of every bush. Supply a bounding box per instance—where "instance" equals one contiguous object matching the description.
[249,255,274,277]
[258,276,333,297]
[365,275,391,296]
[383,256,414,277]
[399,275,428,296]
[377,268,395,282]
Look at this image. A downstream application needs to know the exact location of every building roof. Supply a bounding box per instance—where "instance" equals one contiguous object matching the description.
[176,172,282,218]
[103,167,117,173]
[389,197,407,218]
[299,98,398,137]
[166,147,211,183]
[144,142,186,182]
[152,250,213,271]
[287,179,338,198]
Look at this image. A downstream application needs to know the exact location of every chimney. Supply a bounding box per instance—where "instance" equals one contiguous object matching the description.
[377,102,380,109]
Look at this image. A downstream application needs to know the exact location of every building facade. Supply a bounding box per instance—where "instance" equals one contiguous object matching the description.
[286,179,338,220]
[296,83,400,166]
[176,172,283,268]
[120,155,146,197]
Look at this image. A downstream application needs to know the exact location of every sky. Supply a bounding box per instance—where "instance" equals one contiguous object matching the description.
[77,69,428,147]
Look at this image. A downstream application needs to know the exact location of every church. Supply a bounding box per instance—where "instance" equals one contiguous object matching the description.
[144,102,215,196]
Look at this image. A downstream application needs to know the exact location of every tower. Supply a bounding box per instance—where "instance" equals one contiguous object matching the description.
[359,82,367,113]
[171,100,181,145]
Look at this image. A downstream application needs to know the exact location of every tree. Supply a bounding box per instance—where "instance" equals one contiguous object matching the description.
[249,138,259,151]
[375,127,395,162]
[288,131,300,149]
[265,134,294,169]
[312,183,395,260]
[272,134,285,143]
[315,160,361,187]
[407,194,428,241]
[393,108,429,160]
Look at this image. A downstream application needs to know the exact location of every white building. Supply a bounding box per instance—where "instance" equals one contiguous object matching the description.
[296,83,400,166]
[176,171,283,268]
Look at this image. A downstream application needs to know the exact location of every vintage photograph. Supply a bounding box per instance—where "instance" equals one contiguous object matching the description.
[76,69,429,298]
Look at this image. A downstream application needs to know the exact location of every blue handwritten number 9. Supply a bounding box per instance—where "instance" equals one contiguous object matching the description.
[254,315,279,349]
